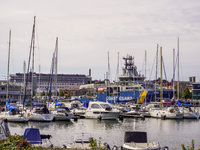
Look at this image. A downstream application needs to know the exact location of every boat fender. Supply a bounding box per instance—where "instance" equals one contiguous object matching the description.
[163,146,169,150]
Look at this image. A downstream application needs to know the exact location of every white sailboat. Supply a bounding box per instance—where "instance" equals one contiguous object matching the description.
[0,30,29,122]
[149,47,183,119]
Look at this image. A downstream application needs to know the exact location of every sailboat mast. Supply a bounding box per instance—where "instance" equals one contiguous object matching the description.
[6,30,11,100]
[177,38,180,100]
[55,37,58,97]
[23,16,36,109]
[155,44,159,101]
[173,49,175,98]
[31,16,36,98]
[160,47,163,109]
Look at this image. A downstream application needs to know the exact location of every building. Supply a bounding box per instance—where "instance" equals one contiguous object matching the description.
[192,83,200,100]
[0,81,21,104]
[9,73,92,95]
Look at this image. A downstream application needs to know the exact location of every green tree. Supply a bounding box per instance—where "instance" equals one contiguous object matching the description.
[59,90,64,97]
[181,88,192,99]
[40,91,45,96]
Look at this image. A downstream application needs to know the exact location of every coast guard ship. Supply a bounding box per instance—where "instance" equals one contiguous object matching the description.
[97,55,173,104]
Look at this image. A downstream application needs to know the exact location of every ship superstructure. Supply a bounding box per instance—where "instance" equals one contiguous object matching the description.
[97,54,173,104]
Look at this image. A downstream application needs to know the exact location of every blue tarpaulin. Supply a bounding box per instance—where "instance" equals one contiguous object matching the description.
[177,100,193,107]
[6,101,17,116]
[23,128,42,144]
[55,99,62,106]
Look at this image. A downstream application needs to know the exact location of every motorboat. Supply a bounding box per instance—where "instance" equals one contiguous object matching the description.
[0,119,10,140]
[51,107,74,121]
[63,100,86,118]
[84,101,120,120]
[66,133,109,149]
[23,128,52,148]
[122,131,160,150]
[27,101,54,122]
[66,133,91,149]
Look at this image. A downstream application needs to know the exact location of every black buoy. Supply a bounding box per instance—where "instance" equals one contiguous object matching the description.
[163,146,169,150]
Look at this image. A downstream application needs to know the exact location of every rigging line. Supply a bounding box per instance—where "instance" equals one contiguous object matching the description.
[23,16,35,110]
[35,19,41,72]
[149,51,156,80]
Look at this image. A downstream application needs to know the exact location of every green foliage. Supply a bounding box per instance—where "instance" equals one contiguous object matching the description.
[89,137,110,150]
[0,134,47,150]
[40,91,45,96]
[0,134,31,149]
[59,90,64,97]
[181,139,200,150]
[181,88,192,99]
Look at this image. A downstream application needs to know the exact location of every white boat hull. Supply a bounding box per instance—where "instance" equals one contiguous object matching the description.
[84,111,120,120]
[28,113,54,122]
[122,142,160,150]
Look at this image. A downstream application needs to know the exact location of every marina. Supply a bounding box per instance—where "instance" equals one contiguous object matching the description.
[7,117,200,149]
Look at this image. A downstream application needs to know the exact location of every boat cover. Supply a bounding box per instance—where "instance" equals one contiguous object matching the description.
[31,101,44,107]
[57,107,70,113]
[124,131,147,143]
[177,100,193,107]
[23,128,42,144]
[55,99,62,106]
[6,101,17,111]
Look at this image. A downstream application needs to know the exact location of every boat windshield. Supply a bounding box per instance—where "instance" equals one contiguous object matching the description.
[100,104,112,109]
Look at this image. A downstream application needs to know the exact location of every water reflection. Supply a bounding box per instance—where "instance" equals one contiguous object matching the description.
[29,121,53,129]
[7,117,200,149]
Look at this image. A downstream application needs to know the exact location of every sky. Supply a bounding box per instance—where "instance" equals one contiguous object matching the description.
[0,0,200,82]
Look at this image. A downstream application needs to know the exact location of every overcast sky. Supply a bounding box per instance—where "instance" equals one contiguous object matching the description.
[0,0,200,82]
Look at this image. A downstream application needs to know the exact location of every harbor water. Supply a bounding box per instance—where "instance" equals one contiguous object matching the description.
[8,118,200,150]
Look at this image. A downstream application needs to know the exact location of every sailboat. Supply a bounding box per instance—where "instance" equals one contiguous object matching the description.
[48,38,74,121]
[0,30,29,122]
[24,16,53,122]
[149,47,183,119]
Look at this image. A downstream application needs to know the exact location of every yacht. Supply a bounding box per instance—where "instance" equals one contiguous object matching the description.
[84,101,120,120]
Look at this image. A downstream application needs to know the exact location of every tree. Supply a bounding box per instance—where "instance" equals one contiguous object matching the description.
[59,90,64,97]
[181,88,192,99]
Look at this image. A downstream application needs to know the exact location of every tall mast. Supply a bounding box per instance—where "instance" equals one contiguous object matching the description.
[23,16,36,109]
[31,16,36,98]
[108,52,111,83]
[173,48,175,98]
[6,30,11,100]
[55,37,58,97]
[115,52,119,82]
[160,47,163,109]
[155,44,159,101]
[177,38,180,100]
[144,50,147,105]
